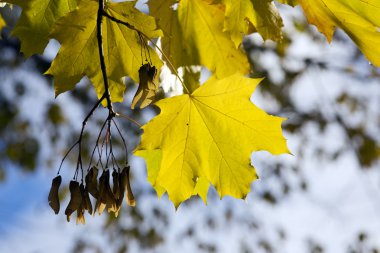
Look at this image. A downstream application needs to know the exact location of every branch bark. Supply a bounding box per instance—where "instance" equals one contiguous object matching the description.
[97,0,114,114]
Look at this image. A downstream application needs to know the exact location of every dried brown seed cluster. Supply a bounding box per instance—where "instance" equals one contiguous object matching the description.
[131,63,158,109]
[48,166,135,224]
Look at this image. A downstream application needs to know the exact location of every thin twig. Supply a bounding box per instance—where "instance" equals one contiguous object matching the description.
[87,117,108,171]
[75,94,106,177]
[112,118,129,164]
[115,112,142,127]
[57,94,105,175]
[57,140,79,175]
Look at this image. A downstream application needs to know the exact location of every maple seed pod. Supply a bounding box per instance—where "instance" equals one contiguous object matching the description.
[76,203,85,225]
[76,186,86,225]
[95,170,117,215]
[85,166,99,199]
[124,166,136,207]
[103,171,118,214]
[147,64,157,80]
[116,168,127,208]
[81,183,93,215]
[131,63,158,109]
[94,170,106,215]
[48,175,62,214]
[65,181,82,222]
[112,169,120,200]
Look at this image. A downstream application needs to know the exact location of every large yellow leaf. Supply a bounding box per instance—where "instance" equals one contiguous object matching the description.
[135,74,289,207]
[297,0,380,67]
[149,0,249,78]
[222,0,283,47]
[0,0,76,57]
[46,0,162,102]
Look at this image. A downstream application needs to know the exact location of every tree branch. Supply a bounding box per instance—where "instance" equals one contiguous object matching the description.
[97,0,114,114]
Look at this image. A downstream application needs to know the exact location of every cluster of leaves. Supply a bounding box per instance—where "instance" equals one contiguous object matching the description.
[0,0,379,209]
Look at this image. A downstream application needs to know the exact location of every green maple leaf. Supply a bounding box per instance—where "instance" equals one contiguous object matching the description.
[0,0,76,57]
[46,0,162,102]
[149,0,249,78]
[222,0,283,47]
[135,74,290,207]
[290,0,380,67]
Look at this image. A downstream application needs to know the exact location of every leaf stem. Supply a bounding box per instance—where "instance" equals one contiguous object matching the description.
[112,118,129,165]
[115,112,142,127]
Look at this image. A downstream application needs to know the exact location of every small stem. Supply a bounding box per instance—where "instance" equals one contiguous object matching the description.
[97,0,114,113]
[87,117,108,171]
[115,112,142,127]
[57,95,105,175]
[106,119,113,166]
[112,118,129,164]
[75,94,106,179]
[57,140,79,175]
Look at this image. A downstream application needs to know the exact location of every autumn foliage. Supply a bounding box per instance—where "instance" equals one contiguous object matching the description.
[0,0,378,212]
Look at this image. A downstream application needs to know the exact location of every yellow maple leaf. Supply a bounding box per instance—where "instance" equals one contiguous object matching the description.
[222,0,283,47]
[148,0,194,71]
[46,0,162,102]
[0,0,77,57]
[178,0,249,77]
[297,0,380,67]
[135,74,289,207]
[149,0,249,78]
[0,14,5,31]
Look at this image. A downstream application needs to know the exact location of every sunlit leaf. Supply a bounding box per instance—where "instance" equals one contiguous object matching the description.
[0,0,76,56]
[149,0,193,71]
[296,0,380,66]
[0,14,6,31]
[46,0,162,102]
[135,74,289,207]
[149,0,249,78]
[222,0,283,47]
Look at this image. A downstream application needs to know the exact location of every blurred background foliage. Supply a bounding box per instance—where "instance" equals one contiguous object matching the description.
[0,3,380,253]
